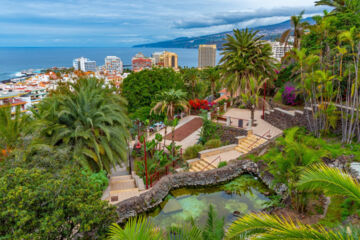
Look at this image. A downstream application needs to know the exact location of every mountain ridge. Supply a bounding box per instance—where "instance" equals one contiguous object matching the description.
[133,17,314,49]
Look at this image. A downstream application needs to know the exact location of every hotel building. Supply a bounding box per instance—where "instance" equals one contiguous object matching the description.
[105,56,123,73]
[152,51,178,69]
[269,41,292,61]
[73,57,97,72]
[198,44,217,69]
[131,53,153,72]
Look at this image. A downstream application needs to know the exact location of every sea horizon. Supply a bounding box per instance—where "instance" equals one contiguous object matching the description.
[0,47,221,81]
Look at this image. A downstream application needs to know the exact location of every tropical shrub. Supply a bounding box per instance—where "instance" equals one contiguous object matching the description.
[122,68,184,113]
[0,166,117,239]
[204,139,222,149]
[183,144,204,160]
[199,114,220,144]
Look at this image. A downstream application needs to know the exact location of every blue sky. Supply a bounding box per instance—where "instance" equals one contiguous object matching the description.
[0,0,327,47]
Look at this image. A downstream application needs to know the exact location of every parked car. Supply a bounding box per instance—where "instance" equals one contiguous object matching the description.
[148,122,165,132]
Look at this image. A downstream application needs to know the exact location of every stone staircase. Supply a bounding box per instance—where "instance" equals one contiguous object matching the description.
[188,131,269,173]
[189,157,217,172]
[108,175,140,204]
[235,133,267,153]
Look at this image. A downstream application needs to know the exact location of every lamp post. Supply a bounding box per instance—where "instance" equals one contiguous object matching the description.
[143,136,148,189]
[262,80,267,119]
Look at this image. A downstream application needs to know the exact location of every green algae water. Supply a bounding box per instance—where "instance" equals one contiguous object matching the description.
[146,175,272,229]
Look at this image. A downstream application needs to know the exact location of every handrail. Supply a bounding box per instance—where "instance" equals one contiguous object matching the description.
[248,130,271,149]
[201,155,221,171]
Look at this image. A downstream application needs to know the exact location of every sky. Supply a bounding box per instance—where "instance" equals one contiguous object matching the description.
[0,0,328,47]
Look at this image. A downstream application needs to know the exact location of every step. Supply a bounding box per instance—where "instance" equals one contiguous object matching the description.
[111,175,132,181]
[110,179,136,191]
[236,145,250,152]
[197,159,216,169]
[190,165,202,172]
[110,188,139,196]
[235,146,248,153]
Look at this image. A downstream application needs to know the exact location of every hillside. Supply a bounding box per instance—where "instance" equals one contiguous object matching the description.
[133,17,314,49]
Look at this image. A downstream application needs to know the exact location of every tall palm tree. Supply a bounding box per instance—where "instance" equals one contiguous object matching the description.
[220,28,275,101]
[225,164,360,239]
[37,77,130,172]
[151,89,189,120]
[0,106,31,158]
[280,11,309,50]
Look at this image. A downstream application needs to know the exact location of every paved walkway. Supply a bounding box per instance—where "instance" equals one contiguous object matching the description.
[145,115,202,150]
[224,108,282,138]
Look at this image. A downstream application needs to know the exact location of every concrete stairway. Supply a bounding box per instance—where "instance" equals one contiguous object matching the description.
[235,134,267,153]
[189,157,217,172]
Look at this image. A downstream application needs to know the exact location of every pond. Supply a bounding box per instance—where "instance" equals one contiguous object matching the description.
[146,174,273,229]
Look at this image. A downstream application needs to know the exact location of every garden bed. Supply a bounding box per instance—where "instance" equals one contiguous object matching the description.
[165,117,203,141]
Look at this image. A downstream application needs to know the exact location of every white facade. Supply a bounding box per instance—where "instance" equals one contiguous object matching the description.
[73,57,97,72]
[105,56,123,73]
[268,41,292,61]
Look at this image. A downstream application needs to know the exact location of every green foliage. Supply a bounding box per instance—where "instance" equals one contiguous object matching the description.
[217,161,227,168]
[202,205,225,240]
[36,77,130,173]
[0,106,32,152]
[0,166,117,239]
[204,139,222,149]
[151,89,189,119]
[273,89,283,102]
[183,144,204,160]
[82,169,109,191]
[222,174,270,196]
[122,68,184,113]
[199,114,219,144]
[108,217,162,240]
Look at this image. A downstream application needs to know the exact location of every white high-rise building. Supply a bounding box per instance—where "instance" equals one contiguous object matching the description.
[268,42,292,61]
[73,57,97,72]
[105,56,123,73]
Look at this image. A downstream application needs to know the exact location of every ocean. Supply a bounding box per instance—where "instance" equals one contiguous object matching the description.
[0,47,221,81]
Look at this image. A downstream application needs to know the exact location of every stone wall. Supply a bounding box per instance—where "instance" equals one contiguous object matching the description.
[218,125,247,144]
[115,159,286,223]
[264,108,308,130]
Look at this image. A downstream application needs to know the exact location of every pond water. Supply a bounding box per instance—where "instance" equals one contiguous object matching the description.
[146,175,272,229]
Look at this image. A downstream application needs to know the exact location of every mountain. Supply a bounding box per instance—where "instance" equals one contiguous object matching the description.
[133,17,314,49]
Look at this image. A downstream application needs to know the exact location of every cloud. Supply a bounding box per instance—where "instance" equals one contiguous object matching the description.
[174,6,329,29]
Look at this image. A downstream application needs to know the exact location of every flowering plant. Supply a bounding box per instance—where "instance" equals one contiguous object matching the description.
[189,99,210,110]
[282,83,300,106]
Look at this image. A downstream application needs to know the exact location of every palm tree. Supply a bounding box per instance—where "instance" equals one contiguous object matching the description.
[297,164,360,203]
[201,67,220,99]
[280,11,309,50]
[151,89,189,120]
[0,106,31,158]
[315,0,360,14]
[220,29,275,102]
[108,217,162,240]
[225,164,360,239]
[37,77,130,172]
[182,68,199,99]
[240,76,267,125]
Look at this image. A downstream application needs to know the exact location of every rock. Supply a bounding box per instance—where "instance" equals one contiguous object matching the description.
[162,199,183,214]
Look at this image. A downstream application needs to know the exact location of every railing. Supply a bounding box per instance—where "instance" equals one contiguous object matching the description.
[149,158,182,187]
[248,130,271,149]
[201,155,221,171]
